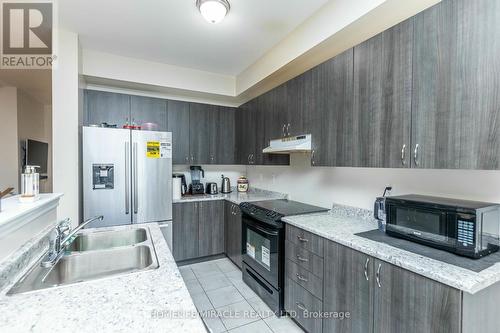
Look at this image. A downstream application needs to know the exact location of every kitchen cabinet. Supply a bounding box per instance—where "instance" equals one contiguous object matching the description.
[172,202,199,261]
[130,95,167,131]
[84,90,130,127]
[285,72,309,137]
[236,100,257,165]
[323,241,373,333]
[412,0,500,169]
[224,201,242,268]
[310,49,354,167]
[167,100,190,164]
[216,106,236,165]
[173,201,224,261]
[352,19,413,168]
[198,200,224,257]
[373,258,461,333]
[189,103,212,165]
[285,278,323,333]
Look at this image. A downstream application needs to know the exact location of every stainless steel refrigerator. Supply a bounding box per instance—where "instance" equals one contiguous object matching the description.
[83,127,172,228]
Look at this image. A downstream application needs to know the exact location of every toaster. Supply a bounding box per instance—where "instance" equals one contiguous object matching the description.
[206,182,218,195]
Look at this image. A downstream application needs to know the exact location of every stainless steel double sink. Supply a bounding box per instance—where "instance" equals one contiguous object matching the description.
[8,227,159,295]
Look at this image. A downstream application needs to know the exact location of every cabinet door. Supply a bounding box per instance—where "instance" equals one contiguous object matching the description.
[189,103,211,165]
[412,0,500,169]
[310,49,354,167]
[216,106,236,164]
[236,101,257,165]
[130,96,167,131]
[225,202,242,268]
[323,241,373,333]
[167,100,190,164]
[286,72,309,136]
[198,200,224,257]
[373,259,461,333]
[172,202,199,261]
[85,90,130,127]
[352,19,413,168]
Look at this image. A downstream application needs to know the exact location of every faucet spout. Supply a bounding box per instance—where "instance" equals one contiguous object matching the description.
[60,215,104,249]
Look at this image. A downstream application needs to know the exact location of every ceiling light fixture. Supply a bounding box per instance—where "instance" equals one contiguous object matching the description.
[196,0,230,24]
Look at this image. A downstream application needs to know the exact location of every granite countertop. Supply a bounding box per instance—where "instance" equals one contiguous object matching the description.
[173,187,287,205]
[283,207,500,294]
[0,223,206,333]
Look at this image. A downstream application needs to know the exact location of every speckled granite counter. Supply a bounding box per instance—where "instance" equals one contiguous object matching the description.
[283,207,500,294]
[0,223,206,333]
[173,188,287,205]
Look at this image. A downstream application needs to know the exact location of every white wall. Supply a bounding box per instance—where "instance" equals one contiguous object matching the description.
[0,87,18,193]
[173,165,246,190]
[52,30,80,225]
[247,154,500,210]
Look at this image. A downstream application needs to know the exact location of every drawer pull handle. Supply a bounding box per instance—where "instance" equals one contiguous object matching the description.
[296,273,308,282]
[296,255,309,262]
[376,263,382,288]
[297,236,309,243]
[364,258,370,281]
[296,302,307,312]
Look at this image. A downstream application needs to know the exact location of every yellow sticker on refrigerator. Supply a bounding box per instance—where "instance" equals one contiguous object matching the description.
[146,141,160,158]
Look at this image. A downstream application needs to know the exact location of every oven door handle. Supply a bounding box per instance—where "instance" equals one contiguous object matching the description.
[243,217,280,236]
[251,224,279,236]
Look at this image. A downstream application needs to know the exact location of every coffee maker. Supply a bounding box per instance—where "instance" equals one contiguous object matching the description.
[189,166,205,195]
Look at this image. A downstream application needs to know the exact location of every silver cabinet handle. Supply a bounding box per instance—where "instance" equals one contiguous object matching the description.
[376,263,382,288]
[414,144,420,166]
[296,302,307,312]
[247,154,251,164]
[364,258,370,281]
[231,205,235,215]
[296,255,308,262]
[296,273,308,282]
[191,155,195,164]
[210,155,215,163]
[401,144,407,166]
[287,123,291,136]
[185,156,189,164]
[133,142,138,214]
[311,149,316,166]
[297,235,308,243]
[282,124,286,137]
[125,142,130,215]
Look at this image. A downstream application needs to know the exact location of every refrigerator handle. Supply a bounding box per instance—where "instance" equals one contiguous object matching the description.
[133,142,138,214]
[125,142,130,215]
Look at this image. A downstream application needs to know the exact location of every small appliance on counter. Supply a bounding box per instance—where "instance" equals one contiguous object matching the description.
[237,176,249,193]
[20,165,40,203]
[206,182,218,195]
[221,175,231,193]
[189,166,205,195]
[385,194,500,259]
[374,186,392,231]
[172,174,187,199]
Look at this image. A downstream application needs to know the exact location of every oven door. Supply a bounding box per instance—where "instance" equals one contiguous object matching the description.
[242,214,280,288]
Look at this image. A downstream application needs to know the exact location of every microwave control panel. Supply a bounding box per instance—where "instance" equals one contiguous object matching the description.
[457,220,475,247]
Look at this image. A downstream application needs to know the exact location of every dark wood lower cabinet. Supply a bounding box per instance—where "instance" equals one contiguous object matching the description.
[224,201,242,268]
[198,200,224,257]
[172,202,199,261]
[373,259,461,333]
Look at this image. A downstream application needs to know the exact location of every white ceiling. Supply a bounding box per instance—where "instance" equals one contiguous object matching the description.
[59,0,329,76]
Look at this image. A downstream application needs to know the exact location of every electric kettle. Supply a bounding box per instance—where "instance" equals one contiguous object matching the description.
[221,175,231,193]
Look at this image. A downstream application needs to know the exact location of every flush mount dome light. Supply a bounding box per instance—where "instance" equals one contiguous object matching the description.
[196,0,230,24]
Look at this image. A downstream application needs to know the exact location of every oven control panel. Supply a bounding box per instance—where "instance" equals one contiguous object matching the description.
[457,220,475,247]
[240,202,284,225]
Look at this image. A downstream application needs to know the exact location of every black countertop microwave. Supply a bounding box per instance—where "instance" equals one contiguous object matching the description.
[385,195,500,259]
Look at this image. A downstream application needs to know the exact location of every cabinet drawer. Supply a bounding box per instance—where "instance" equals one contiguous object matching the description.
[286,259,323,300]
[285,240,323,278]
[286,225,324,257]
[285,278,323,333]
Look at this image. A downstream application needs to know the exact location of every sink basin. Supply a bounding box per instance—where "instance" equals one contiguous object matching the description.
[44,245,154,286]
[7,227,159,295]
[67,228,147,251]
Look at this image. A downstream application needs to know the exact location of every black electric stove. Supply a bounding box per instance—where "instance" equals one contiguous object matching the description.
[239,199,328,316]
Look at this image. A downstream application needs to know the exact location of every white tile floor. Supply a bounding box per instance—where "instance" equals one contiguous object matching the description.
[180,258,304,333]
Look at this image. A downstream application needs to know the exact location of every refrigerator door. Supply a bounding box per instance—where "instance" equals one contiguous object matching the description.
[132,130,172,223]
[83,127,132,228]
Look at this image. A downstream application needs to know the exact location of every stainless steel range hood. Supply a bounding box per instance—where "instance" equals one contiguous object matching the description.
[262,134,312,154]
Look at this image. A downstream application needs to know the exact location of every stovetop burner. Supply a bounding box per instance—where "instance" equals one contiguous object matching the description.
[242,199,328,216]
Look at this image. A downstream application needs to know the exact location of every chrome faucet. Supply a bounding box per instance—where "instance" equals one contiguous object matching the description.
[41,215,104,267]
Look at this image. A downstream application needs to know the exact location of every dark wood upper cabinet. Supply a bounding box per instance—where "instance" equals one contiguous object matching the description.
[130,95,167,131]
[286,71,309,136]
[85,90,130,127]
[167,100,190,165]
[216,106,236,165]
[189,102,211,165]
[236,100,257,165]
[412,0,500,169]
[352,18,413,168]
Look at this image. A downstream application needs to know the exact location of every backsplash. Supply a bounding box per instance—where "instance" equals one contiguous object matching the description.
[172,164,246,187]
